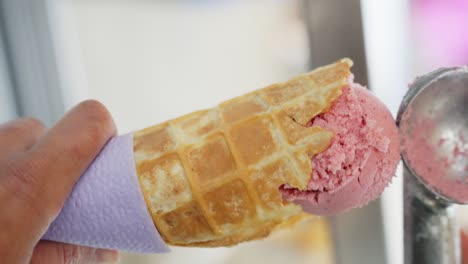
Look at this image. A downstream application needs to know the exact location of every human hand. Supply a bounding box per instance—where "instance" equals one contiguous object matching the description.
[0,100,119,264]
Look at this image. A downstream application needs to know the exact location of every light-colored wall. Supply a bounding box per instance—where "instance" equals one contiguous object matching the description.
[0,30,17,122]
[70,0,308,134]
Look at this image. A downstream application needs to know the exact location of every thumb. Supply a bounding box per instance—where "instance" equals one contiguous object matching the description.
[30,241,119,264]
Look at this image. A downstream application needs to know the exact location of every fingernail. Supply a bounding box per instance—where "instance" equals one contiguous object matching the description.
[95,249,119,263]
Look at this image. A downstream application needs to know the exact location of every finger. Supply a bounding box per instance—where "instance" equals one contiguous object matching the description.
[462,229,468,264]
[11,100,116,222]
[31,241,119,264]
[0,118,45,159]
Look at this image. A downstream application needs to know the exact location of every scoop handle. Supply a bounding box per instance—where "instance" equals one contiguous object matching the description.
[404,168,460,264]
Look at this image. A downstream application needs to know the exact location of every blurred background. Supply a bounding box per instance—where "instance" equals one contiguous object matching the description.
[0,0,467,263]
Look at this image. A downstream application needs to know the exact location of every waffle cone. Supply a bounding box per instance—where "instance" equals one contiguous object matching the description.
[133,58,352,246]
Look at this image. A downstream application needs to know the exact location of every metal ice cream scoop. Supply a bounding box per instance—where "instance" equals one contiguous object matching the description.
[397,66,468,264]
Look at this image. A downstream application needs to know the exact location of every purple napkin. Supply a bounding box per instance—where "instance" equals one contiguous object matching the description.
[42,133,169,253]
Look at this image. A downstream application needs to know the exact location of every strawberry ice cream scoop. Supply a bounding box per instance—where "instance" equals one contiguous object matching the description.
[281,82,400,215]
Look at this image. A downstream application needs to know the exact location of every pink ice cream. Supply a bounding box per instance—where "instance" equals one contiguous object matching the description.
[281,82,400,215]
[401,110,468,203]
